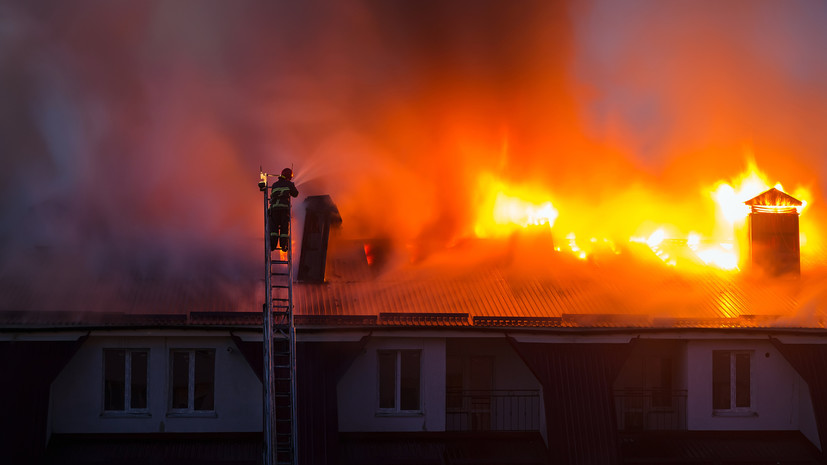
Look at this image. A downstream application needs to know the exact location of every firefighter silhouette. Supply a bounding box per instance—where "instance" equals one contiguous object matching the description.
[269,168,299,252]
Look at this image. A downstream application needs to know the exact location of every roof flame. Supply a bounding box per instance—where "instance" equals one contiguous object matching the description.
[473,172,559,237]
[471,158,810,272]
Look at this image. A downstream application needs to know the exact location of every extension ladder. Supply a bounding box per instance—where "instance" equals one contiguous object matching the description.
[260,171,298,465]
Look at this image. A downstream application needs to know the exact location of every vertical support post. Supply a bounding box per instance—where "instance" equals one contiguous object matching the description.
[262,181,276,465]
[287,212,299,465]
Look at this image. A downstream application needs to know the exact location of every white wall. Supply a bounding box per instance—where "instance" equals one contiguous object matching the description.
[337,336,544,437]
[686,339,809,432]
[50,334,262,434]
[338,336,445,432]
[446,337,541,391]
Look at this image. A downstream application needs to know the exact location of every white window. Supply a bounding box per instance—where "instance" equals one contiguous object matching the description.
[169,349,215,413]
[103,349,149,413]
[378,350,421,413]
[712,350,752,412]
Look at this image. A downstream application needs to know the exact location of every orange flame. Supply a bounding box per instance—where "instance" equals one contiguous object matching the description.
[473,172,559,238]
[471,157,810,272]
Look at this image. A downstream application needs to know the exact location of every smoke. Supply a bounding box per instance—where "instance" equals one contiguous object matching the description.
[572,1,827,186]
[1,1,827,312]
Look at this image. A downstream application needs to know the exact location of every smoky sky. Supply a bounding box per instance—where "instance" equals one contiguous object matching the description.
[1,0,827,299]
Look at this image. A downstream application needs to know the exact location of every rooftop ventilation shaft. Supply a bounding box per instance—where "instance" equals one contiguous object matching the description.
[297,195,342,283]
[744,188,802,277]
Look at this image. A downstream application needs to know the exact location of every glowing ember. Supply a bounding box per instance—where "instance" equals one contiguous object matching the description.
[364,243,375,266]
[566,233,588,260]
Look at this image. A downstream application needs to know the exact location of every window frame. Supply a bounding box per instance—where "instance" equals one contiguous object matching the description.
[102,348,150,416]
[168,348,216,417]
[376,349,422,415]
[712,350,755,415]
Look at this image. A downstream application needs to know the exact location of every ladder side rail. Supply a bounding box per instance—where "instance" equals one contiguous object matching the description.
[287,207,299,465]
[262,184,276,465]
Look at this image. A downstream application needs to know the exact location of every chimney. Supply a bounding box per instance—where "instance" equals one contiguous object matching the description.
[297,195,342,283]
[744,187,802,277]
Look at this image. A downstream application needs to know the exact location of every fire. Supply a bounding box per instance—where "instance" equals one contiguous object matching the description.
[687,233,739,270]
[711,167,768,223]
[711,162,808,220]
[565,233,588,260]
[473,173,559,238]
[471,159,810,272]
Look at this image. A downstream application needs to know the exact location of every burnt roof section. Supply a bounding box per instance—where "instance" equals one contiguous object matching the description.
[744,187,803,207]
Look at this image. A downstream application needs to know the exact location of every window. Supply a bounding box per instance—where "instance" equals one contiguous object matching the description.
[103,349,148,413]
[712,350,752,412]
[170,349,215,413]
[378,350,421,413]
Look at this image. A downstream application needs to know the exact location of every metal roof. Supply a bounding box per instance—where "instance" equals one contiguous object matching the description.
[1,238,825,331]
[292,241,818,329]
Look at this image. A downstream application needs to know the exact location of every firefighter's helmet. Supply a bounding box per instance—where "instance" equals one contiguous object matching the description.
[281,168,293,180]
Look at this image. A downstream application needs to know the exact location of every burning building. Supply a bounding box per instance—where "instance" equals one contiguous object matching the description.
[4,182,827,464]
[3,1,827,464]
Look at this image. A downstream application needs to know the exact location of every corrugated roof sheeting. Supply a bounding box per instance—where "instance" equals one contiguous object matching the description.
[295,267,634,320]
[293,259,815,328]
[0,238,822,330]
